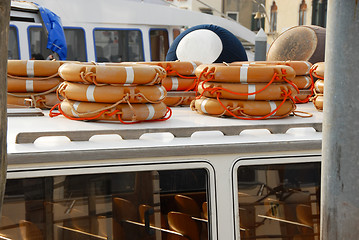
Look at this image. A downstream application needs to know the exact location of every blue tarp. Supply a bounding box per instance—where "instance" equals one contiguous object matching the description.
[35,3,67,60]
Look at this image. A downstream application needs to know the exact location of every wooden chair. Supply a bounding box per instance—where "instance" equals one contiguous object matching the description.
[112,197,138,240]
[167,211,200,240]
[19,220,43,240]
[174,195,201,218]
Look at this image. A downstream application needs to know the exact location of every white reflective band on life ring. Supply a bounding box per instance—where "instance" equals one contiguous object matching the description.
[304,61,312,75]
[269,101,277,116]
[97,63,106,66]
[171,77,179,90]
[247,84,256,100]
[125,67,135,84]
[158,85,166,99]
[26,60,35,77]
[201,98,209,114]
[190,61,198,75]
[240,66,248,83]
[86,85,96,102]
[146,104,155,120]
[71,102,80,117]
[304,76,311,88]
[25,80,34,92]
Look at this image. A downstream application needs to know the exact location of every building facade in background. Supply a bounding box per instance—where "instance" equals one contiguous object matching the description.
[166,0,327,44]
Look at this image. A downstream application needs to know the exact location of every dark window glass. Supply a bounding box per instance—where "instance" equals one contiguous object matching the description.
[8,26,20,59]
[1,168,209,240]
[237,162,320,239]
[150,29,169,61]
[94,29,144,62]
[64,28,87,61]
[28,26,50,60]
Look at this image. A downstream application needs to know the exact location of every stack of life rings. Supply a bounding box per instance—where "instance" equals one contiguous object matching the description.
[231,61,314,103]
[311,62,325,111]
[191,62,301,119]
[50,62,171,123]
[121,61,200,107]
[7,60,65,109]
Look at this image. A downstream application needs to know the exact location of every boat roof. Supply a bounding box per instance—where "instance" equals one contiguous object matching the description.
[25,0,256,44]
[7,103,323,167]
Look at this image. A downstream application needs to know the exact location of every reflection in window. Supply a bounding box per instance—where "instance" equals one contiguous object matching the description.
[64,28,87,61]
[270,1,278,32]
[8,26,20,59]
[299,0,307,26]
[94,29,144,62]
[1,169,209,240]
[29,26,50,60]
[150,29,169,61]
[237,162,320,240]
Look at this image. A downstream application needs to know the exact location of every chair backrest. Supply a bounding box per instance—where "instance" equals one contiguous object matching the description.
[174,195,201,218]
[19,220,43,240]
[296,204,313,227]
[113,197,138,221]
[202,202,208,220]
[167,211,200,240]
[139,204,154,224]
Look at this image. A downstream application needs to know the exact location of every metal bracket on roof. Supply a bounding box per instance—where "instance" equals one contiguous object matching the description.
[15,121,322,144]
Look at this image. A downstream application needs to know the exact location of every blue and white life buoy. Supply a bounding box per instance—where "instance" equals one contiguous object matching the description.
[166,24,247,64]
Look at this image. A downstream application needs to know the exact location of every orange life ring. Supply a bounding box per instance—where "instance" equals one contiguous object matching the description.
[295,93,313,102]
[58,63,166,85]
[192,97,295,118]
[58,82,166,103]
[121,61,201,76]
[312,94,323,111]
[197,82,298,100]
[59,99,168,122]
[291,76,312,89]
[7,60,65,77]
[163,96,195,106]
[162,76,197,91]
[311,62,325,79]
[7,77,62,93]
[7,93,60,109]
[195,64,296,83]
[314,80,324,93]
[230,61,312,76]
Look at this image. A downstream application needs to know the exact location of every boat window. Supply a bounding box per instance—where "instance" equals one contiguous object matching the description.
[64,28,87,62]
[173,28,181,40]
[149,29,169,61]
[94,29,144,62]
[1,168,209,240]
[28,26,52,60]
[8,26,20,59]
[236,161,320,239]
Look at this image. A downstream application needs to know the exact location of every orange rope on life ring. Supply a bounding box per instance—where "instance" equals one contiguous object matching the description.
[7,60,67,77]
[195,64,296,83]
[7,77,62,93]
[58,82,166,104]
[52,99,170,122]
[230,60,312,76]
[197,81,298,100]
[191,96,295,119]
[58,63,166,85]
[311,62,325,79]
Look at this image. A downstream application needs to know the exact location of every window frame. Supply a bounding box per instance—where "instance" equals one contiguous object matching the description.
[232,154,321,239]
